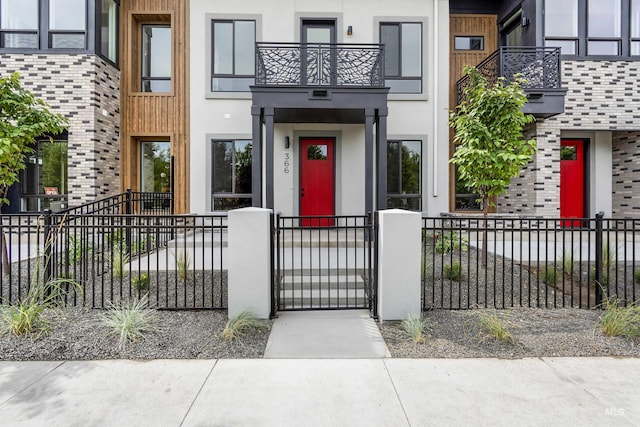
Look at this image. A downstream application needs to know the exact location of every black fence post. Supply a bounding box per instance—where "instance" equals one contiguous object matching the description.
[595,211,605,306]
[125,189,132,255]
[270,212,277,319]
[43,209,53,292]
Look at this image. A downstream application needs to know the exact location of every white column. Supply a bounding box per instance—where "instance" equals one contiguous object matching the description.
[377,209,421,321]
[228,207,272,319]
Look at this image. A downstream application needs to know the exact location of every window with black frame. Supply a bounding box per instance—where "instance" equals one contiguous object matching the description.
[20,139,68,212]
[387,140,421,210]
[211,19,255,92]
[211,140,252,210]
[380,22,422,93]
[48,0,86,49]
[0,0,39,48]
[100,0,118,63]
[141,24,171,92]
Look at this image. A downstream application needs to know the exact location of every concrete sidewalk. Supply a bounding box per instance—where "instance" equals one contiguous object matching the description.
[0,357,638,426]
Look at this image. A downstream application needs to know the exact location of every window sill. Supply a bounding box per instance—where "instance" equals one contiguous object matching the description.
[205,91,252,100]
[388,93,429,101]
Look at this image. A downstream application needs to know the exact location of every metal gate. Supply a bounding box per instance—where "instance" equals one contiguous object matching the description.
[271,214,377,317]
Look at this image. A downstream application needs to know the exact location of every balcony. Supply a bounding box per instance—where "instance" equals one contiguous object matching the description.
[456,47,566,119]
[255,42,385,87]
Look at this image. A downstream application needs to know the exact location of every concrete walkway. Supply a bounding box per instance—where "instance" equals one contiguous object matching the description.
[264,310,390,358]
[0,357,638,426]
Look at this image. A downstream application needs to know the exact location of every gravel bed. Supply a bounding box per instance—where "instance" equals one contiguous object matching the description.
[379,308,640,359]
[0,308,271,361]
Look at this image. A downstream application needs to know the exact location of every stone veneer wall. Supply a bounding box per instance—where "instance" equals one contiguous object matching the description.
[498,60,640,216]
[612,131,640,218]
[0,54,120,207]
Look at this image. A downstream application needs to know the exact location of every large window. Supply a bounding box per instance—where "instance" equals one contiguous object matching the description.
[588,0,621,55]
[380,22,422,94]
[211,20,255,92]
[100,0,118,63]
[48,0,86,49]
[20,139,68,212]
[545,0,579,55]
[141,141,171,193]
[211,140,252,210]
[387,140,421,210]
[545,0,637,57]
[0,0,38,48]
[141,24,171,92]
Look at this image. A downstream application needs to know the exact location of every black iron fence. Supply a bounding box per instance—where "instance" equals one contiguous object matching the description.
[58,189,174,216]
[272,214,376,315]
[422,214,640,310]
[256,42,385,87]
[0,211,227,309]
[456,46,562,103]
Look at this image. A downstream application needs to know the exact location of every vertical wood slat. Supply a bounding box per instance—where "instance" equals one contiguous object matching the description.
[448,14,498,211]
[120,0,189,213]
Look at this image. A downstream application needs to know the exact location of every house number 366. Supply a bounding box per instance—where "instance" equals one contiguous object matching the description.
[284,153,290,174]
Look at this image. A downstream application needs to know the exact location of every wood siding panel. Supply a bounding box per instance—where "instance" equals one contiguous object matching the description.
[120,0,189,213]
[449,14,498,212]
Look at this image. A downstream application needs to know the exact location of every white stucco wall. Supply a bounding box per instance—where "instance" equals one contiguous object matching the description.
[189,0,450,215]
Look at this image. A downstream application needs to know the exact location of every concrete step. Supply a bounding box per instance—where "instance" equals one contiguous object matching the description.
[280,274,367,290]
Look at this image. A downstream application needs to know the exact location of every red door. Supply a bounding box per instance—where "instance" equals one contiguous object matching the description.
[560,139,585,227]
[300,138,335,226]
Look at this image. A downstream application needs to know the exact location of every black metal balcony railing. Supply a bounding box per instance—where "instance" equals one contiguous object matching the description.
[255,42,385,87]
[457,47,562,103]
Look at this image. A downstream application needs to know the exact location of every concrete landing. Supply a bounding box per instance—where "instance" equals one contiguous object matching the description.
[264,310,390,359]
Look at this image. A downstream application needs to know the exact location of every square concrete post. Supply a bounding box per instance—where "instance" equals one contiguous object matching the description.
[377,209,421,321]
[228,207,272,319]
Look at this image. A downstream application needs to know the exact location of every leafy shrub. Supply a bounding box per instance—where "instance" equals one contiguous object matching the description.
[67,235,92,265]
[402,312,427,343]
[102,295,159,348]
[132,274,149,291]
[435,231,468,254]
[221,310,266,340]
[444,260,462,281]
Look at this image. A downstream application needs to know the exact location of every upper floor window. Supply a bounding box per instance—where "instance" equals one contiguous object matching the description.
[48,0,86,49]
[545,0,637,57]
[211,19,256,92]
[631,0,640,55]
[544,0,579,55]
[380,22,422,94]
[0,0,38,49]
[588,0,621,55]
[141,24,171,92]
[100,0,118,63]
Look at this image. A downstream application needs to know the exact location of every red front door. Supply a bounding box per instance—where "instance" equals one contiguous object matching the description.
[300,138,335,226]
[560,139,586,227]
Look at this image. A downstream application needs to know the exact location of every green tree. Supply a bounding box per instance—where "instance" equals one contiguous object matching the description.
[449,66,536,264]
[0,72,68,272]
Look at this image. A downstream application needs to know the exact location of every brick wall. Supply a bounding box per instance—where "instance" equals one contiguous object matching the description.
[0,54,120,206]
[499,60,640,216]
[612,131,640,218]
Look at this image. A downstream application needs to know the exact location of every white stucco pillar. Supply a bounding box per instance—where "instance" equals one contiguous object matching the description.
[377,209,421,321]
[228,207,272,319]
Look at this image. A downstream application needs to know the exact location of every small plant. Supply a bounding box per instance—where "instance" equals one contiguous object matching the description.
[435,231,468,254]
[561,250,573,275]
[540,265,558,286]
[598,298,640,340]
[590,244,616,287]
[101,295,159,348]
[221,310,266,340]
[478,312,515,344]
[67,235,92,265]
[131,235,155,256]
[402,312,427,343]
[634,270,640,285]
[109,249,130,280]
[0,277,80,336]
[444,260,462,281]
[176,250,191,282]
[132,273,149,291]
